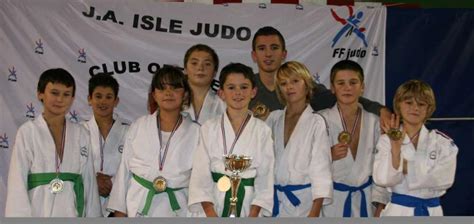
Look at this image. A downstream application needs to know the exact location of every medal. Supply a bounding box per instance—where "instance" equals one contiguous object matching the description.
[153,176,167,192]
[337,105,361,145]
[50,178,64,194]
[252,102,269,119]
[338,131,352,144]
[387,128,403,141]
[47,118,66,194]
[217,176,231,192]
[155,114,182,191]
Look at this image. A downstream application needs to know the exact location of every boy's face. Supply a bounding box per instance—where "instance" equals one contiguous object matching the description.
[152,84,185,112]
[331,70,364,105]
[219,73,256,112]
[277,74,308,105]
[252,35,287,74]
[185,50,216,87]
[37,82,74,117]
[399,97,428,126]
[88,86,118,118]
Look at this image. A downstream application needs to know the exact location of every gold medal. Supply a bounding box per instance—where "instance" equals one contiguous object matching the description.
[252,102,269,119]
[217,176,231,192]
[153,176,167,192]
[338,131,351,144]
[50,178,64,194]
[387,128,403,141]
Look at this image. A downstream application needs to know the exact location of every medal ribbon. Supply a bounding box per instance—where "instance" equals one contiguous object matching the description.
[157,114,182,171]
[337,105,361,144]
[48,120,66,176]
[221,113,251,155]
[403,129,421,146]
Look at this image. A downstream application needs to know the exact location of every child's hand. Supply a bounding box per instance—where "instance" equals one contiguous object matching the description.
[331,143,349,161]
[96,172,113,197]
[382,114,405,149]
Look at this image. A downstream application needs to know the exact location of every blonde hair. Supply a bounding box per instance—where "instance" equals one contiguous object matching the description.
[275,61,314,106]
[393,79,436,121]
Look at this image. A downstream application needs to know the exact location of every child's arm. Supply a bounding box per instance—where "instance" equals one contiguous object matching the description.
[5,127,33,217]
[80,128,102,217]
[373,135,405,187]
[371,184,389,217]
[201,202,218,217]
[250,127,274,217]
[188,128,218,216]
[106,123,137,216]
[248,205,261,217]
[373,202,385,217]
[308,198,324,217]
[309,115,333,211]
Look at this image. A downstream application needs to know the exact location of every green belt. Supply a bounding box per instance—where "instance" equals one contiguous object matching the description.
[27,172,84,217]
[132,173,183,216]
[211,172,255,217]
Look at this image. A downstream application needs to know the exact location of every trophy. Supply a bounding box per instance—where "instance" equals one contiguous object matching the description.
[222,154,252,217]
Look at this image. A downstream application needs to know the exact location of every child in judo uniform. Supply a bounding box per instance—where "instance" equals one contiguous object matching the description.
[107,66,200,217]
[188,63,274,217]
[319,60,389,217]
[83,74,129,216]
[266,61,333,217]
[5,68,101,217]
[373,80,458,216]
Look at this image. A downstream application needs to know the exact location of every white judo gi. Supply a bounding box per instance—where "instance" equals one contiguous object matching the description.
[83,115,129,216]
[188,112,274,217]
[5,114,101,217]
[107,112,199,217]
[319,105,389,217]
[266,105,333,217]
[373,125,458,216]
[182,89,226,125]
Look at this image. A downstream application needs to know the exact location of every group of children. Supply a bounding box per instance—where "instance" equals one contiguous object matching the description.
[4,26,458,218]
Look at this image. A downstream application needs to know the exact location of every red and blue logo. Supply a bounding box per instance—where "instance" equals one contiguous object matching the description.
[331,6,368,48]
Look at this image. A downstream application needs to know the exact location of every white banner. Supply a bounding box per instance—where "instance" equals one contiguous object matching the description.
[0,0,386,216]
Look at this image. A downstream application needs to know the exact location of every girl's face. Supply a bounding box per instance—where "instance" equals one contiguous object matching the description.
[277,74,307,105]
[185,50,216,87]
[331,70,364,105]
[38,82,74,117]
[219,73,256,112]
[152,84,185,112]
[399,97,429,126]
[88,86,118,118]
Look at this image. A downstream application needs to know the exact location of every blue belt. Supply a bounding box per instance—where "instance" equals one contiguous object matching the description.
[333,176,372,217]
[272,183,311,217]
[391,193,440,216]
